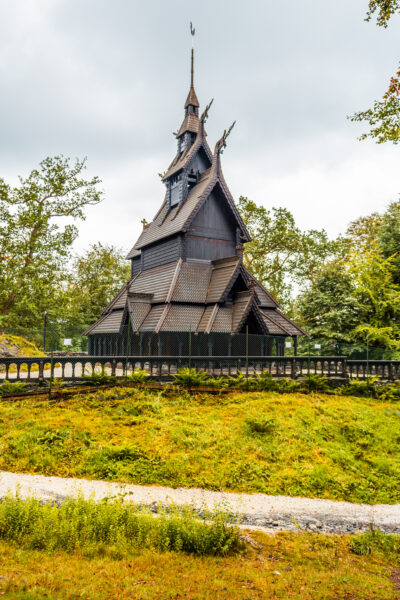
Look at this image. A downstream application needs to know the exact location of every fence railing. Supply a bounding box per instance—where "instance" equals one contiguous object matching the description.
[1,355,400,382]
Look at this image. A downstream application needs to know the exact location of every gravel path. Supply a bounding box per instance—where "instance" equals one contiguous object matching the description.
[1,470,399,535]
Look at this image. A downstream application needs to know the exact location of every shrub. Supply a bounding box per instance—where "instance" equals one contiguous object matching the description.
[173,368,209,387]
[302,374,329,392]
[376,382,400,402]
[0,381,27,396]
[254,371,278,392]
[276,378,300,393]
[338,378,379,398]
[82,367,117,386]
[246,415,277,436]
[0,495,241,557]
[228,372,256,390]
[350,528,399,557]
[124,369,148,384]
[205,376,229,388]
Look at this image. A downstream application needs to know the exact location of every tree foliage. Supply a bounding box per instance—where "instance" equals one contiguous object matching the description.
[67,243,131,329]
[350,1,400,142]
[365,0,400,27]
[296,202,400,353]
[238,196,340,308]
[0,156,103,330]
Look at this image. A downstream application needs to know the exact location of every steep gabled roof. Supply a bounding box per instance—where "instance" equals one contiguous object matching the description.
[84,309,125,335]
[185,86,199,109]
[261,309,307,336]
[163,122,212,181]
[131,168,213,249]
[243,268,280,308]
[206,257,241,303]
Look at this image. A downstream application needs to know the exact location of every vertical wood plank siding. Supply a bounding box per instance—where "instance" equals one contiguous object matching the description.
[142,236,181,271]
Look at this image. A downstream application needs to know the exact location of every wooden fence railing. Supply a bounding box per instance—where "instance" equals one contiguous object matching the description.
[1,355,400,382]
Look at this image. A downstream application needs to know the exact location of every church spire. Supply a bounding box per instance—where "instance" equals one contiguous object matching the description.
[184,23,199,111]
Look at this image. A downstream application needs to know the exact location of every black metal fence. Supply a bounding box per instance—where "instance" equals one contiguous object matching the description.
[1,354,400,382]
[1,322,400,383]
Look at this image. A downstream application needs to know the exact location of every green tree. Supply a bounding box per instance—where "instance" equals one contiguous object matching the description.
[350,1,400,143]
[296,262,363,344]
[238,196,339,308]
[67,243,131,330]
[377,199,400,282]
[0,156,103,330]
[297,234,400,353]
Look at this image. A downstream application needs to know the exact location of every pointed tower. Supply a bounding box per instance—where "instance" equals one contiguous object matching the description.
[85,31,305,356]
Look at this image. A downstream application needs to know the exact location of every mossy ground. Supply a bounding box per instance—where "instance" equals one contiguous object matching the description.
[0,531,398,599]
[0,387,399,503]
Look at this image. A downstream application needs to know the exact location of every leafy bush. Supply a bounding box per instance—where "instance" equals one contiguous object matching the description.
[276,378,301,393]
[0,381,27,396]
[339,378,379,397]
[302,374,329,392]
[376,382,400,402]
[254,371,278,392]
[205,376,229,388]
[173,368,210,387]
[124,369,148,384]
[227,372,256,390]
[0,495,241,557]
[246,415,277,436]
[350,528,399,557]
[82,367,117,386]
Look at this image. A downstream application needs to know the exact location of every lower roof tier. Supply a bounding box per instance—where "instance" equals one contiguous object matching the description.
[84,257,306,338]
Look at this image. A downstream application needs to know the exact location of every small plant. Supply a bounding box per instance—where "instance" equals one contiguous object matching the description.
[205,376,229,388]
[376,382,400,402]
[276,378,300,393]
[254,371,278,392]
[82,367,117,386]
[173,368,209,387]
[302,374,329,392]
[0,495,241,557]
[339,377,379,398]
[0,381,27,396]
[350,528,399,557]
[124,369,148,384]
[50,377,65,390]
[245,415,277,436]
[228,372,256,390]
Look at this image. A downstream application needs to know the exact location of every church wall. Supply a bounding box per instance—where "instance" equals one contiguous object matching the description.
[184,235,236,261]
[131,257,141,277]
[184,190,237,261]
[141,235,181,271]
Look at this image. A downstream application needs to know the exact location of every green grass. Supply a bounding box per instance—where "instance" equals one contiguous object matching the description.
[0,388,399,503]
[0,530,398,599]
[0,495,240,557]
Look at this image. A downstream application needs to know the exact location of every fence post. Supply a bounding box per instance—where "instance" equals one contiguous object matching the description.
[246,325,249,390]
[291,357,296,379]
[188,325,192,370]
[342,356,348,380]
[125,316,131,376]
[48,321,54,400]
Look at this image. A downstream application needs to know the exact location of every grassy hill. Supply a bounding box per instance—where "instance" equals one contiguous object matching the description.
[0,333,45,357]
[0,388,399,504]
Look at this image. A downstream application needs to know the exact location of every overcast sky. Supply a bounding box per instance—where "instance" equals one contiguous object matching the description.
[0,0,399,255]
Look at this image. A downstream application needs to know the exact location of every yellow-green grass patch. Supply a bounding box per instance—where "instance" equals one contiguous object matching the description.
[0,388,399,503]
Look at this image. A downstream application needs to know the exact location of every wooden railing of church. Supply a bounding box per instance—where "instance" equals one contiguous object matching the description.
[1,355,400,382]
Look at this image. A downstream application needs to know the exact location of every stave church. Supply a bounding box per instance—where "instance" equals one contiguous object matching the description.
[85,37,305,357]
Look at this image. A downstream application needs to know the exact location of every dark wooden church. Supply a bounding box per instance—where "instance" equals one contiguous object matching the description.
[85,44,305,356]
